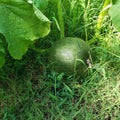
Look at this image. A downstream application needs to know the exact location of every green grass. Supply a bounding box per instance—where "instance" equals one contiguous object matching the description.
[0,0,120,120]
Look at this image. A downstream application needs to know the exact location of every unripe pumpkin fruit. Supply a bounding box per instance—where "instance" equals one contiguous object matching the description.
[48,37,90,76]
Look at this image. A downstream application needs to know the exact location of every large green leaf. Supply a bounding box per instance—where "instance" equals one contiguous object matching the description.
[0,0,50,59]
[109,0,120,31]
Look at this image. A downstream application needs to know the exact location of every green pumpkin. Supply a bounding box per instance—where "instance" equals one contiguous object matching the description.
[48,37,91,76]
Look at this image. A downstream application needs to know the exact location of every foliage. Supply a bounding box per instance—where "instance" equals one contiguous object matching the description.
[0,0,50,67]
[109,0,120,31]
[96,0,111,35]
[0,0,120,120]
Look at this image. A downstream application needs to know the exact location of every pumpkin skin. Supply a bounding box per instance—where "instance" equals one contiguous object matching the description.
[48,37,91,76]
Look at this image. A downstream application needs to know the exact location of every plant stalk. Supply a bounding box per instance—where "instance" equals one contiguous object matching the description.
[84,0,90,41]
[96,0,111,35]
[57,0,65,38]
